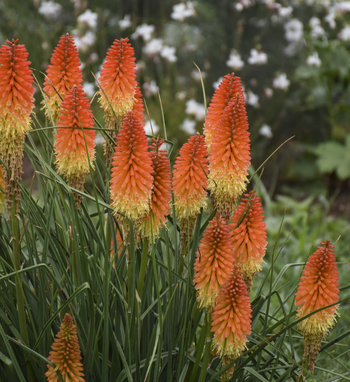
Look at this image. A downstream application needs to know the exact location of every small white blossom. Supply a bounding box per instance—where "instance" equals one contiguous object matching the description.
[143,38,163,56]
[74,31,96,53]
[338,26,350,41]
[176,91,187,100]
[278,6,292,18]
[89,52,98,63]
[160,45,177,62]
[191,70,206,81]
[185,99,205,121]
[246,91,259,107]
[132,24,155,41]
[226,50,244,70]
[273,73,290,90]
[171,2,195,21]
[285,19,303,42]
[119,15,131,30]
[144,119,160,135]
[77,9,98,29]
[143,80,159,97]
[306,52,321,67]
[83,82,95,98]
[235,3,244,11]
[264,88,273,98]
[248,49,268,65]
[95,133,105,146]
[38,1,62,19]
[309,17,325,39]
[325,9,336,29]
[335,1,350,12]
[259,124,273,138]
[180,119,196,135]
[213,77,223,89]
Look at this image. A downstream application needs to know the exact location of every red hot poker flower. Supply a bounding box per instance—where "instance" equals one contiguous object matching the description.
[99,38,137,120]
[172,133,208,221]
[46,313,85,382]
[139,139,171,241]
[194,216,235,310]
[295,241,339,372]
[0,39,34,203]
[110,112,153,222]
[211,265,252,360]
[229,191,267,287]
[204,73,241,149]
[208,78,250,219]
[43,34,83,122]
[55,85,95,206]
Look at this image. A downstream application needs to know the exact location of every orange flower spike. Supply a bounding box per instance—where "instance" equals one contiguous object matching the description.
[194,216,235,310]
[140,139,171,241]
[208,78,251,219]
[173,133,208,221]
[0,39,34,202]
[295,241,339,372]
[204,73,241,149]
[46,313,85,382]
[230,191,267,286]
[99,38,137,120]
[211,265,252,360]
[55,85,95,201]
[110,112,153,221]
[130,85,145,126]
[43,34,83,121]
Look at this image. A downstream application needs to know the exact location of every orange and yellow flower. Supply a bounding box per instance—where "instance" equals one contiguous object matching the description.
[172,133,208,221]
[55,85,95,205]
[295,241,339,371]
[211,265,252,360]
[139,139,171,241]
[204,73,241,149]
[46,313,85,382]
[110,112,153,222]
[43,34,83,122]
[98,38,137,120]
[194,216,235,310]
[130,85,145,127]
[229,191,267,286]
[208,76,250,218]
[0,39,34,203]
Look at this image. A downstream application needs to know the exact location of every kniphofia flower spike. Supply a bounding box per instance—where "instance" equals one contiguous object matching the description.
[208,75,250,219]
[194,216,235,310]
[55,85,95,207]
[295,241,339,372]
[46,313,85,382]
[43,34,83,122]
[0,39,34,205]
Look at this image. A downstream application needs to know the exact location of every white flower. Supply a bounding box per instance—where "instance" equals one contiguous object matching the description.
[264,88,273,98]
[259,124,273,138]
[95,133,105,145]
[248,49,268,65]
[191,70,206,81]
[185,99,205,121]
[339,26,350,41]
[273,73,290,90]
[143,80,159,97]
[171,2,195,21]
[132,24,155,41]
[335,1,350,12]
[306,52,321,67]
[89,52,98,63]
[77,9,98,29]
[160,45,177,62]
[213,77,223,89]
[38,1,62,19]
[285,19,303,42]
[309,17,325,39]
[143,38,163,56]
[74,31,96,53]
[278,6,292,18]
[176,91,187,100]
[119,15,131,30]
[246,91,259,107]
[235,3,244,11]
[83,82,95,98]
[226,50,244,70]
[325,9,336,29]
[180,119,196,135]
[144,119,160,135]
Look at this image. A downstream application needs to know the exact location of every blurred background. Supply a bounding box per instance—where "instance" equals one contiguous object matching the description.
[1,0,350,214]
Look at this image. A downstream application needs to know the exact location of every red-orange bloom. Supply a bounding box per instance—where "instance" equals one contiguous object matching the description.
[99,38,137,120]
[211,265,252,360]
[229,191,267,285]
[130,85,145,126]
[139,139,171,241]
[204,73,241,149]
[173,133,208,221]
[46,313,85,382]
[43,34,83,121]
[208,76,250,218]
[55,85,95,199]
[0,39,34,202]
[110,112,153,221]
[194,216,235,310]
